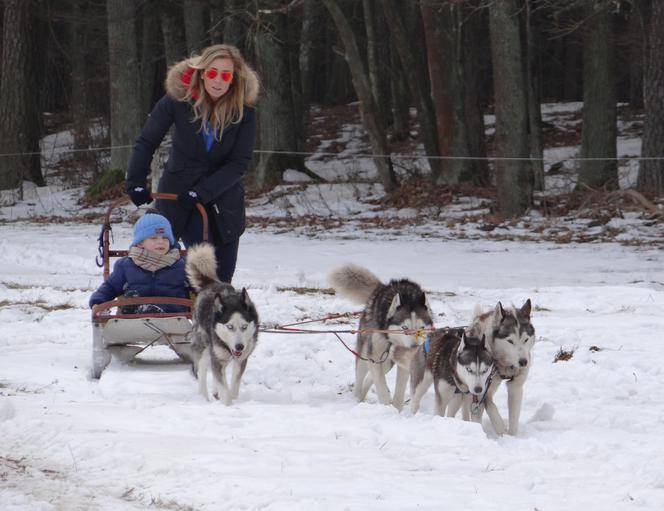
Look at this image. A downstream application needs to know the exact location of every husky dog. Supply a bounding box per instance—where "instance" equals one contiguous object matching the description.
[186,243,259,405]
[408,329,494,418]
[467,300,534,435]
[329,263,433,410]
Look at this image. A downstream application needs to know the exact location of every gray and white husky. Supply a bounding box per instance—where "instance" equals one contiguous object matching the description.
[467,299,534,435]
[329,263,433,410]
[408,329,494,418]
[186,243,259,405]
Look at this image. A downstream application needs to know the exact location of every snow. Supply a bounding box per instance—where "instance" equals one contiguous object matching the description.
[2,101,663,509]
[2,199,664,510]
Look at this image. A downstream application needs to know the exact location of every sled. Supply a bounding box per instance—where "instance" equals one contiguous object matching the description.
[90,193,208,379]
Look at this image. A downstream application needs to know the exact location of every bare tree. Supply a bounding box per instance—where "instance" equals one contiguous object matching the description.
[253,0,307,189]
[139,1,162,118]
[184,0,208,54]
[489,0,533,216]
[69,0,91,151]
[526,0,545,191]
[382,0,442,182]
[421,0,488,185]
[300,0,325,129]
[323,0,397,191]
[107,0,142,173]
[637,0,664,195]
[579,0,618,190]
[161,0,188,66]
[0,0,44,191]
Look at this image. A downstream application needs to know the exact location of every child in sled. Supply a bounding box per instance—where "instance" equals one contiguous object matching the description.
[89,212,189,313]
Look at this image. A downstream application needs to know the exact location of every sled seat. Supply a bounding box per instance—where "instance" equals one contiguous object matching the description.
[102,315,192,344]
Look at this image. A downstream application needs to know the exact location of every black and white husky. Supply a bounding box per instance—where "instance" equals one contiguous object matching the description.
[329,263,433,410]
[468,300,534,435]
[186,244,259,405]
[408,329,494,418]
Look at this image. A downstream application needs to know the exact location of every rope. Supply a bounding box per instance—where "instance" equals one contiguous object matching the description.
[259,312,438,363]
[3,145,663,162]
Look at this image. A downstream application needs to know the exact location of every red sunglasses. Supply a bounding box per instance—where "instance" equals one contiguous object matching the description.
[204,69,233,82]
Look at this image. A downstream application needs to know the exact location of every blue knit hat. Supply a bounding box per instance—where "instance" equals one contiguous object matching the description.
[132,213,176,247]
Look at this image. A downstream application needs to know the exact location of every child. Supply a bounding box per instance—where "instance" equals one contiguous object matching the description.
[89,212,189,313]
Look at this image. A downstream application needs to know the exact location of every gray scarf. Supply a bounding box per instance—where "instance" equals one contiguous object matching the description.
[128,246,181,272]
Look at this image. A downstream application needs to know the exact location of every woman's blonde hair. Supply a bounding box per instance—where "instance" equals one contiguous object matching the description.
[165,44,259,140]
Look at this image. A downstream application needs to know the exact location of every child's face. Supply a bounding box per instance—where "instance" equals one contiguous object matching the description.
[138,235,170,255]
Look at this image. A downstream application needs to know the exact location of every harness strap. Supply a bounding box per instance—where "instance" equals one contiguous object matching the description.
[423,333,431,355]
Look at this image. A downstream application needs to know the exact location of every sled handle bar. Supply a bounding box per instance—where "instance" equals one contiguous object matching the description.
[101,193,208,280]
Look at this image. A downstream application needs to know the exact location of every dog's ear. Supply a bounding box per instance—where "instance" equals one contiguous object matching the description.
[494,301,505,323]
[520,299,532,319]
[459,330,467,350]
[241,287,254,310]
[387,292,401,319]
[213,293,224,313]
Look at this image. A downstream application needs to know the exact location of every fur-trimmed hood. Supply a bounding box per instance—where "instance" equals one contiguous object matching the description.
[164,59,259,106]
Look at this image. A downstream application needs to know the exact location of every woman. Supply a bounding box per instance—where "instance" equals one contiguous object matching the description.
[126,44,259,283]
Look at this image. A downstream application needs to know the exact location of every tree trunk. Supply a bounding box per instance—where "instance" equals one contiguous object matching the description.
[323,0,396,191]
[300,0,325,123]
[140,1,162,117]
[627,6,643,108]
[489,0,532,217]
[223,0,252,54]
[579,1,618,190]
[161,0,188,66]
[362,0,387,128]
[252,0,305,190]
[107,0,142,173]
[637,0,664,195]
[382,0,442,181]
[70,0,90,151]
[420,0,452,159]
[209,0,224,44]
[458,5,489,185]
[184,0,208,54]
[0,0,44,191]
[389,40,409,142]
[526,1,544,191]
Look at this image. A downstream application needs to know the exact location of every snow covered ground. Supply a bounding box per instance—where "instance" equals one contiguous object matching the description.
[1,192,664,509]
[2,101,663,509]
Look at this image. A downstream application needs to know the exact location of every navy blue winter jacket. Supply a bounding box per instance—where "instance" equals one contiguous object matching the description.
[89,256,188,312]
[126,94,256,244]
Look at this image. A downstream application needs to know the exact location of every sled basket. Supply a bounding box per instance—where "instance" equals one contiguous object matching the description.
[90,193,208,379]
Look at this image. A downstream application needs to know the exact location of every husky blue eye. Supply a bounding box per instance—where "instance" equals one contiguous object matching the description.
[227,324,234,330]
[466,367,473,373]
[241,324,247,331]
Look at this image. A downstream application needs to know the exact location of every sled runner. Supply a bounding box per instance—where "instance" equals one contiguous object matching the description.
[90,193,208,379]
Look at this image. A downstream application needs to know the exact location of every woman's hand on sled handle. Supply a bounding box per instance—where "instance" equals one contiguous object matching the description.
[177,189,202,210]
[127,185,153,207]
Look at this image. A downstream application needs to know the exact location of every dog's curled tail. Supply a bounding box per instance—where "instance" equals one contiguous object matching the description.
[328,263,382,304]
[185,243,219,291]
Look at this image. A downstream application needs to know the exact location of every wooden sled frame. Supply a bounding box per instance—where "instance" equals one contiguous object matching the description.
[90,193,208,379]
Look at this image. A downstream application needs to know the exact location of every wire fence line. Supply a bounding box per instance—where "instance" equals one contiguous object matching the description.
[1,145,663,162]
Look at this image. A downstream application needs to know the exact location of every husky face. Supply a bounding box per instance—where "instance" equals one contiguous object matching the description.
[455,333,493,396]
[490,300,535,371]
[385,292,433,348]
[211,290,258,359]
